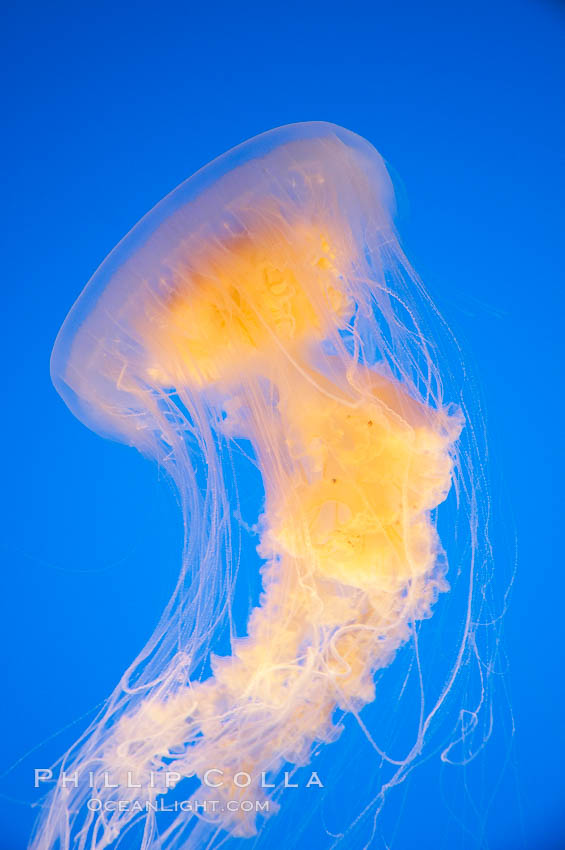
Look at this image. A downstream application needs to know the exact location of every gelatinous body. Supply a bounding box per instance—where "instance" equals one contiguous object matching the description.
[33,123,491,850]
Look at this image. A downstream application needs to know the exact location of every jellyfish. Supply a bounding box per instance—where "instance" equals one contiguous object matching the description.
[32,122,493,850]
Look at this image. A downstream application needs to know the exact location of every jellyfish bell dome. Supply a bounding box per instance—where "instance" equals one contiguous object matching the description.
[50,121,397,455]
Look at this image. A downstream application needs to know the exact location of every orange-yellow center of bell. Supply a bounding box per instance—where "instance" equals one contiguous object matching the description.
[144,227,352,387]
